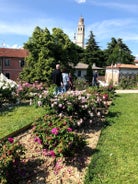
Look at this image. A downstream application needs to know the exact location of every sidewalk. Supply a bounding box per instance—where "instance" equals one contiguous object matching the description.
[116,90,138,93]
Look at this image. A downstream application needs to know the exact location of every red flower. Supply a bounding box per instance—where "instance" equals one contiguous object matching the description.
[102,94,108,100]
[8,137,14,143]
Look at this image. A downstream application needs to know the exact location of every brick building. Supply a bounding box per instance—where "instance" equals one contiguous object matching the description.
[0,48,28,81]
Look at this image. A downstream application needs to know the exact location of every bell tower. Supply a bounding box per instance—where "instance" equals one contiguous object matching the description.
[76,16,85,48]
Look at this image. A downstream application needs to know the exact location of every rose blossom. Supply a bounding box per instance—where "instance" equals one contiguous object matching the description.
[8,137,14,143]
[51,127,59,135]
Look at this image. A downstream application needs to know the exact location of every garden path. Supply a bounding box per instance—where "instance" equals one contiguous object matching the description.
[116,89,138,93]
[16,122,102,184]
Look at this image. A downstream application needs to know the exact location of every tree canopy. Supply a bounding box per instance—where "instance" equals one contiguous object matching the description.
[104,37,135,66]
[20,26,83,84]
[84,31,105,67]
[19,26,135,84]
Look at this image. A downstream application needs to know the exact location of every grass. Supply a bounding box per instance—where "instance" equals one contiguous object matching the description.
[84,94,138,184]
[0,104,46,139]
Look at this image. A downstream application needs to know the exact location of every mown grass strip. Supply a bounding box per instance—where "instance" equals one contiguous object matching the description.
[0,104,46,139]
[84,94,138,184]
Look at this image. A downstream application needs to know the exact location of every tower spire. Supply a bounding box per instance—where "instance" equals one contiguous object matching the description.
[76,16,85,48]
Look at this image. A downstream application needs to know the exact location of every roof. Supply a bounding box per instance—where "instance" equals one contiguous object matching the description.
[74,63,88,69]
[92,65,104,70]
[0,48,29,58]
[134,60,138,63]
[74,62,104,70]
[106,64,138,69]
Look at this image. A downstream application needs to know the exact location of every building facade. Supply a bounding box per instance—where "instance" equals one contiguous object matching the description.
[105,64,138,85]
[0,48,28,81]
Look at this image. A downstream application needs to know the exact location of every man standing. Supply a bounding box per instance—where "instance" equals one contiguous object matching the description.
[52,64,63,95]
[92,70,99,87]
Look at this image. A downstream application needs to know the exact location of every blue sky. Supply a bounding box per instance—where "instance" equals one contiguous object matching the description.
[0,0,138,58]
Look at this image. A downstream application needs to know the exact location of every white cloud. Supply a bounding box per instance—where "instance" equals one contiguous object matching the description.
[0,42,23,49]
[75,0,86,4]
[9,44,23,49]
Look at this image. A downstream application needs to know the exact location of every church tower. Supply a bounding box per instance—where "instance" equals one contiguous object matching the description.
[76,16,85,48]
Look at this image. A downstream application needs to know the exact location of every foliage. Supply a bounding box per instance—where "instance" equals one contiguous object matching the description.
[104,37,135,66]
[119,75,137,89]
[28,84,57,107]
[20,26,82,83]
[84,31,105,67]
[32,114,86,157]
[0,76,18,107]
[0,82,116,184]
[0,138,25,184]
[84,94,138,184]
[50,91,91,128]
[50,90,109,128]
[16,81,46,101]
[74,78,89,90]
[96,84,116,100]
[86,63,93,85]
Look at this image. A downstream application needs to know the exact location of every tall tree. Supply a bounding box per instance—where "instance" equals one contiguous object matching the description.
[105,37,135,66]
[84,31,105,67]
[51,28,83,69]
[85,63,92,85]
[20,26,81,84]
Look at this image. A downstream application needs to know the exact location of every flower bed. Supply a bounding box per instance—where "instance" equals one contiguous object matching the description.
[0,84,115,183]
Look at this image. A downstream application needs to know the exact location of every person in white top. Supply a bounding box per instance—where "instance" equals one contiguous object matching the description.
[62,69,69,92]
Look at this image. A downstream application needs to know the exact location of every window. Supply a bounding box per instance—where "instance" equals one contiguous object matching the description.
[78,70,81,77]
[19,60,25,67]
[5,73,10,79]
[4,59,10,66]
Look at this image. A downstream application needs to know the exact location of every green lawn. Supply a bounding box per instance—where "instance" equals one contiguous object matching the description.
[84,94,138,184]
[0,104,46,139]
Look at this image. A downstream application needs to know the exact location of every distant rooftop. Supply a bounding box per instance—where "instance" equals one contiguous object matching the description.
[0,48,28,58]
[74,62,104,70]
[107,64,138,69]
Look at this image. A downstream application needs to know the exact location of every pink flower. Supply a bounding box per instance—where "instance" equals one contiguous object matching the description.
[34,137,42,144]
[43,149,47,156]
[51,128,59,135]
[48,150,55,157]
[67,127,72,132]
[8,137,14,143]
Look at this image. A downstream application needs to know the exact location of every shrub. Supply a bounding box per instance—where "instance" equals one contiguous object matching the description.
[74,78,89,90]
[119,75,137,89]
[0,138,26,184]
[16,81,46,101]
[32,114,86,157]
[0,78,18,107]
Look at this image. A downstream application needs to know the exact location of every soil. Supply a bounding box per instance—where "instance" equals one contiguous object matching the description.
[15,122,103,184]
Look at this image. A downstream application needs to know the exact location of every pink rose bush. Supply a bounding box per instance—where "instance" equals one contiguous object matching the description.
[0,83,115,183]
[32,114,86,157]
[0,138,26,184]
